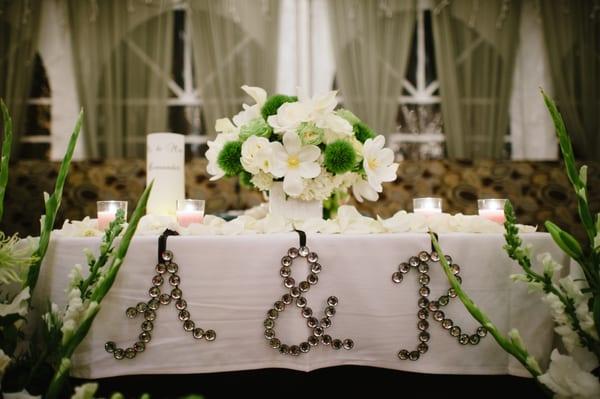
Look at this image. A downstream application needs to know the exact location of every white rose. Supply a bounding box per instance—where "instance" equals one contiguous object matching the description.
[241,136,272,174]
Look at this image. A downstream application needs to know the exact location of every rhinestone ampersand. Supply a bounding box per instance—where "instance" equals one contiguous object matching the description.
[264,245,354,356]
[104,249,216,360]
[392,250,487,361]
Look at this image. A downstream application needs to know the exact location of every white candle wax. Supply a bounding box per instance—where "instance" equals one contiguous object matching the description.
[176,210,204,227]
[478,209,506,224]
[478,199,507,224]
[97,210,116,230]
[146,133,185,216]
[413,197,442,216]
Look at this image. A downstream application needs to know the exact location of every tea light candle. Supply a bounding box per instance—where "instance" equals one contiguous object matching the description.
[97,201,128,230]
[176,199,205,227]
[478,199,507,224]
[413,197,443,216]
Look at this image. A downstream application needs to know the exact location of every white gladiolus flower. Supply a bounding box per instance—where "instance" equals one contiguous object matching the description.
[0,287,30,317]
[538,252,562,278]
[362,135,398,192]
[232,85,267,128]
[270,132,321,197]
[538,349,600,399]
[67,264,84,289]
[241,136,272,174]
[206,132,239,181]
[71,383,98,399]
[351,176,379,202]
[575,301,597,339]
[61,288,85,345]
[543,293,570,326]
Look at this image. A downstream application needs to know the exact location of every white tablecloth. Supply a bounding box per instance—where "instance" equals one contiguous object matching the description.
[37,233,565,378]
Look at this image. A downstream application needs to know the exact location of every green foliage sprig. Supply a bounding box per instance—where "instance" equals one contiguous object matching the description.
[45,182,153,399]
[429,232,543,377]
[0,100,13,222]
[26,110,83,294]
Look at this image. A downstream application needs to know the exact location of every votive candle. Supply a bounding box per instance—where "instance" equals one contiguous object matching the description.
[176,199,205,227]
[97,201,128,230]
[413,197,443,216]
[478,199,507,224]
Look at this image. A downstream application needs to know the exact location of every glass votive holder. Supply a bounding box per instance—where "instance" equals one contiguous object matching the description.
[176,199,205,227]
[413,197,443,216]
[97,201,128,230]
[478,199,507,224]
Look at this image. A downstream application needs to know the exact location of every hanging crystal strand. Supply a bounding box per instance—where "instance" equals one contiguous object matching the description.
[265,244,354,356]
[393,250,487,361]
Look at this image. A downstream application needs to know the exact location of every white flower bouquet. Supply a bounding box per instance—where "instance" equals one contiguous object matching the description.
[206,86,398,206]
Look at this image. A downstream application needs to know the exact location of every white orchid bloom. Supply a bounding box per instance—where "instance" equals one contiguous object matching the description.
[206,132,239,181]
[0,287,30,317]
[241,136,272,174]
[232,85,268,127]
[270,132,321,197]
[267,101,311,133]
[538,349,600,399]
[362,135,398,192]
[351,176,379,202]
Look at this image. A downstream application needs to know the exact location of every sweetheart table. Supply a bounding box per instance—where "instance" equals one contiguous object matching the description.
[35,232,565,379]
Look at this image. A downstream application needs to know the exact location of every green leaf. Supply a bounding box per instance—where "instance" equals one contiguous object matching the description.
[26,110,83,293]
[579,165,587,186]
[545,221,584,260]
[0,99,13,223]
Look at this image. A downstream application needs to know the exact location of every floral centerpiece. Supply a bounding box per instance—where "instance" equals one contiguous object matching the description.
[206,86,398,218]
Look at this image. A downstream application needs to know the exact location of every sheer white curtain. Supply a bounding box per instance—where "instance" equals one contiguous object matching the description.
[328,0,416,137]
[188,0,279,139]
[509,0,556,160]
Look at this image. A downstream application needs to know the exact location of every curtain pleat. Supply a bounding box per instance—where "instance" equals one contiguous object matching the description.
[0,0,42,157]
[432,0,520,159]
[327,0,416,137]
[188,0,279,139]
[67,0,173,158]
[541,0,600,160]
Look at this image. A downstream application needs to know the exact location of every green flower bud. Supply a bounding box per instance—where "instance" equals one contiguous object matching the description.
[239,117,272,141]
[353,121,375,143]
[297,122,324,145]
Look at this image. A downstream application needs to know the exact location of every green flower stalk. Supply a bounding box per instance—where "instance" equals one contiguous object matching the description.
[429,232,543,377]
[217,141,243,177]
[261,94,298,120]
[45,182,153,399]
[324,140,356,174]
[26,110,83,294]
[0,99,13,223]
[239,117,272,141]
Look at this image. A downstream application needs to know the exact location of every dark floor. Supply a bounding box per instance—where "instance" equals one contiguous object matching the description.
[72,367,547,399]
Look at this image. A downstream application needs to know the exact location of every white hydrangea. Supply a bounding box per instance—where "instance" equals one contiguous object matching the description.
[251,172,274,191]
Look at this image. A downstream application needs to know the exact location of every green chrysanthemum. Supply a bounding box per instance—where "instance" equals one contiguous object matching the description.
[336,108,361,125]
[239,117,272,141]
[353,121,375,143]
[324,140,357,174]
[217,141,243,176]
[239,170,254,188]
[297,122,324,145]
[261,94,298,119]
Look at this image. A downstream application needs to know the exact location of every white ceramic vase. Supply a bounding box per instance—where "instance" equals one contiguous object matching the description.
[268,182,322,220]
